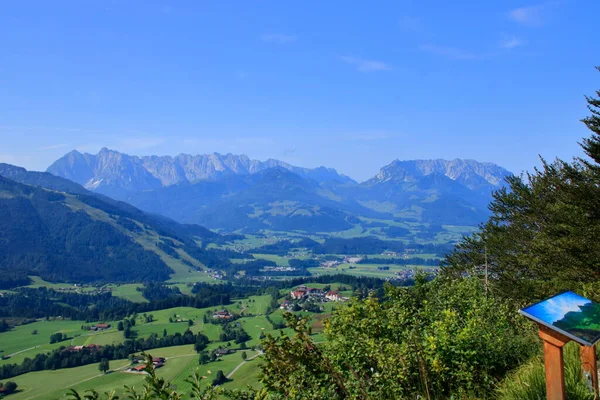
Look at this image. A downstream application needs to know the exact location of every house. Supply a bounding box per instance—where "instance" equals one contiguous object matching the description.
[280,301,290,309]
[215,348,234,356]
[326,291,343,302]
[290,286,322,299]
[212,310,232,319]
[152,357,166,368]
[344,256,363,264]
[291,289,306,299]
[90,323,111,331]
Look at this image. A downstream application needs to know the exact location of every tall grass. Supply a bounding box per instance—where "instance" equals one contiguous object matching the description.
[497,342,594,400]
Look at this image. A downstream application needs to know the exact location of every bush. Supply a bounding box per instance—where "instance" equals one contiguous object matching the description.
[497,342,594,400]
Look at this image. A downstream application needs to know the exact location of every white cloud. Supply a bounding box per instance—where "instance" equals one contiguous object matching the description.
[499,36,526,49]
[508,3,549,26]
[420,45,481,60]
[340,56,391,72]
[260,33,298,44]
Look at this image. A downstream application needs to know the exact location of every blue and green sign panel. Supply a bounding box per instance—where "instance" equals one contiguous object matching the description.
[519,291,600,346]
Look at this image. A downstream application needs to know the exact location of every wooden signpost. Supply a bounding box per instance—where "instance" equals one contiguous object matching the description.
[520,291,600,400]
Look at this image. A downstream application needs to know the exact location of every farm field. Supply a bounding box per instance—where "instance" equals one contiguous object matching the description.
[250,254,290,266]
[5,344,265,400]
[307,263,435,279]
[0,319,102,366]
[110,284,147,303]
[0,282,350,398]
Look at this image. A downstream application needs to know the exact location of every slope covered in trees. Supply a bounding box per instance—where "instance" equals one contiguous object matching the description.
[0,169,241,288]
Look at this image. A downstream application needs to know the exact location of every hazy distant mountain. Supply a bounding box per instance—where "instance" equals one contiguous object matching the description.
[46,150,511,232]
[47,148,356,198]
[0,163,242,288]
[345,159,512,225]
[365,159,510,195]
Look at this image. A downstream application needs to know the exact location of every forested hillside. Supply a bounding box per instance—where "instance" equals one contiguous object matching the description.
[0,170,240,288]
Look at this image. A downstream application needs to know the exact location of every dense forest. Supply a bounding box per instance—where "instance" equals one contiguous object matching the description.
[253,236,452,257]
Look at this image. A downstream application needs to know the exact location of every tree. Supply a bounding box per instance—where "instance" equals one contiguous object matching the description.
[123,326,131,339]
[443,68,600,302]
[99,358,110,374]
[2,381,18,395]
[117,321,124,331]
[195,333,209,352]
[49,332,64,344]
[188,319,193,327]
[261,278,536,399]
[241,351,247,361]
[198,351,211,365]
[212,370,227,387]
[163,328,167,338]
[31,329,37,335]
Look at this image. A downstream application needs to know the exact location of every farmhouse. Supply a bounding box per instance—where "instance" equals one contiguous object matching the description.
[344,256,363,264]
[215,348,235,356]
[129,356,166,372]
[290,286,323,299]
[280,301,290,310]
[89,323,111,331]
[325,291,344,302]
[67,344,102,352]
[320,260,340,268]
[212,310,232,320]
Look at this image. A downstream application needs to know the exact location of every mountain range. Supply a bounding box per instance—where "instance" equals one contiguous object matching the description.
[0,163,242,288]
[46,149,511,233]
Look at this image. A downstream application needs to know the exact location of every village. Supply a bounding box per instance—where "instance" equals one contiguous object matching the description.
[279,285,348,312]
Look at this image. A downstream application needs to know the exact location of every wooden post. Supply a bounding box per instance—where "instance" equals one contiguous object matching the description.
[580,345,598,397]
[539,324,570,400]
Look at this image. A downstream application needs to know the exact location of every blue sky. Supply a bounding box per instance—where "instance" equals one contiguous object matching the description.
[1,1,599,181]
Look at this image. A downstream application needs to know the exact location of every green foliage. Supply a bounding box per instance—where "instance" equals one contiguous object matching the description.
[443,70,600,302]
[261,277,537,399]
[0,177,173,286]
[194,333,209,352]
[98,358,110,374]
[497,342,594,400]
[0,381,18,395]
[49,332,66,344]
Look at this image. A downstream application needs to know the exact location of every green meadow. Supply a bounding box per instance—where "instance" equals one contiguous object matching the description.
[0,282,350,399]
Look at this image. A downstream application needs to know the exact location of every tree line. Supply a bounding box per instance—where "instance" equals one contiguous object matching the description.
[0,330,201,380]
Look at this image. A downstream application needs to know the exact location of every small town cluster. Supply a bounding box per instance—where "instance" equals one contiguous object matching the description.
[279,286,347,311]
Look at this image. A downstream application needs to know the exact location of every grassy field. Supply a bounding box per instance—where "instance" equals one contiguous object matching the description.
[307,263,435,279]
[0,319,97,366]
[110,284,147,303]
[3,344,264,400]
[250,254,290,267]
[0,278,343,398]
